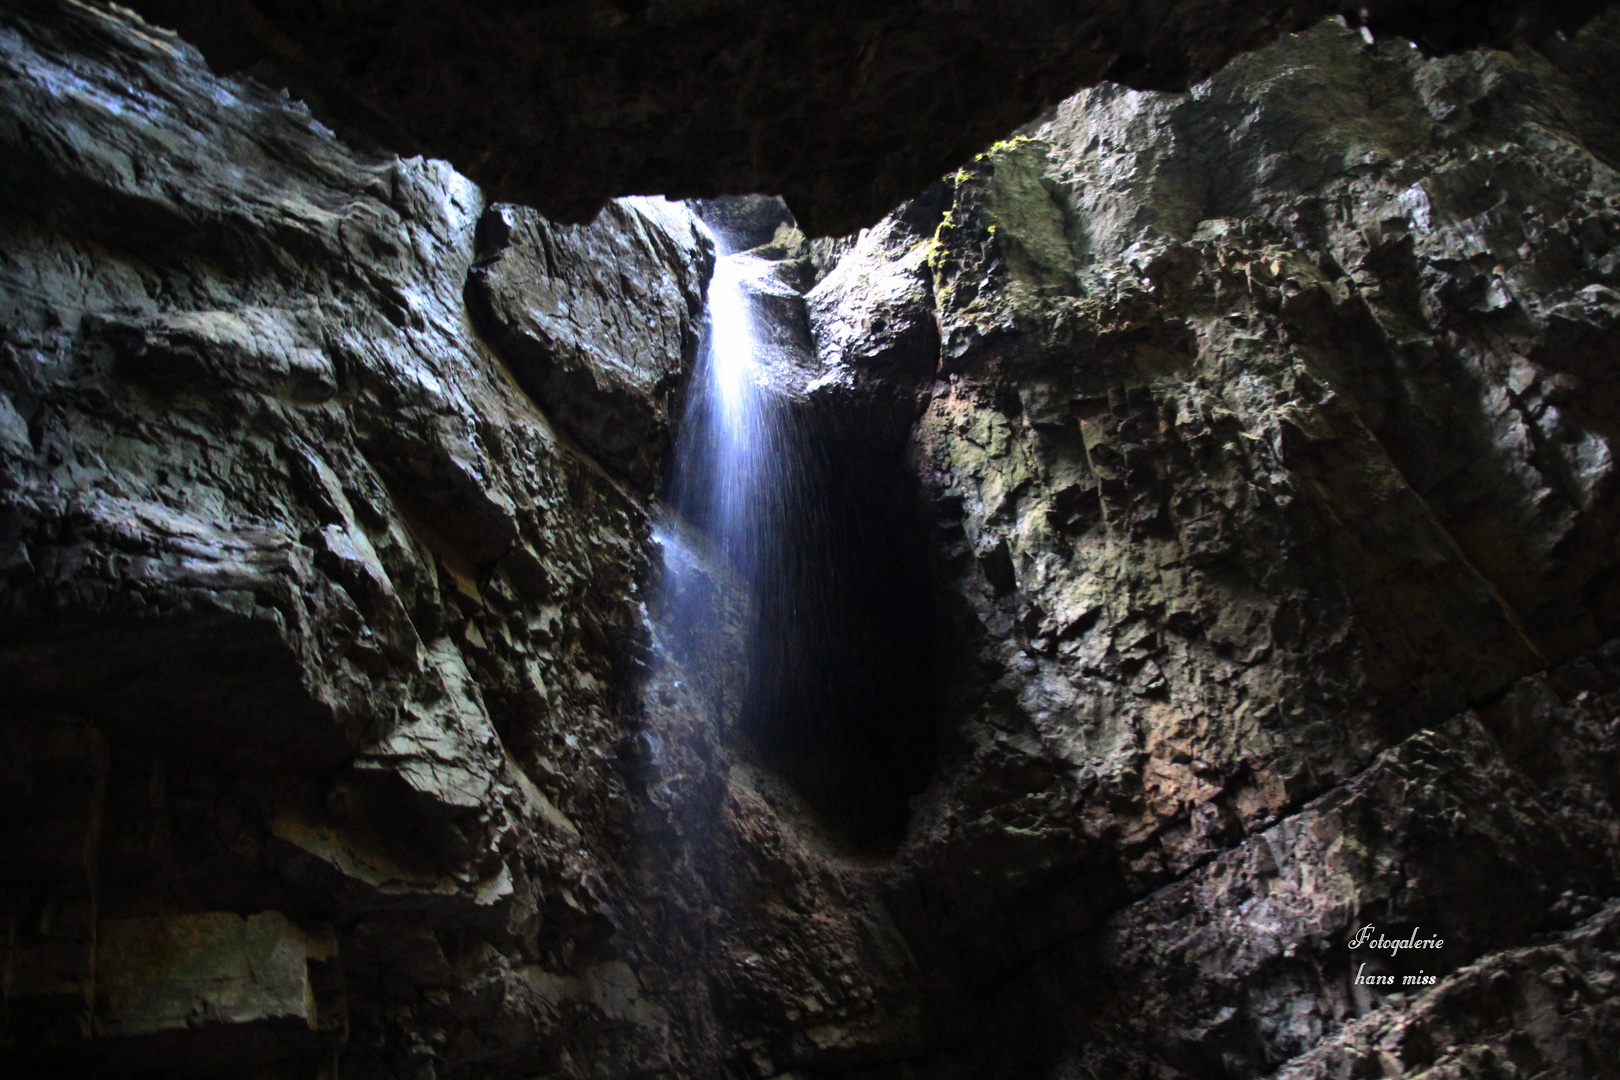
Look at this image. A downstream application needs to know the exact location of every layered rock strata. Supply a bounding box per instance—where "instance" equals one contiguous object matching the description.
[0,3,713,1075]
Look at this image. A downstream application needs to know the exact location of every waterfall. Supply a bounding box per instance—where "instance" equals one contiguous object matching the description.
[650,206,936,852]
[665,248,804,590]
[649,237,801,781]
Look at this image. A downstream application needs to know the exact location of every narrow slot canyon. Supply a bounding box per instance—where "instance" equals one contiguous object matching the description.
[4,3,1620,1080]
[664,201,941,853]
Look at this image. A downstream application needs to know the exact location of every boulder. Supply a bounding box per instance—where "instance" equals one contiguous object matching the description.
[467,199,713,491]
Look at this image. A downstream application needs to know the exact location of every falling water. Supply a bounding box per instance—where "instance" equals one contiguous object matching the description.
[665,248,802,585]
[649,231,802,786]
[651,207,937,852]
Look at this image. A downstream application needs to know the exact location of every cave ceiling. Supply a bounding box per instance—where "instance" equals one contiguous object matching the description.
[121,0,1617,236]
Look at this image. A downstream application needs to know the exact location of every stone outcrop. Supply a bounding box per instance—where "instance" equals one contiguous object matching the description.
[466,200,712,493]
[1277,897,1620,1079]
[113,0,1619,235]
[0,3,711,1075]
[805,188,951,457]
[825,9,1620,1075]
[6,1,1620,1079]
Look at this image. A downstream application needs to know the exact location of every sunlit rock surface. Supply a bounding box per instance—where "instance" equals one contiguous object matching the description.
[466,200,712,493]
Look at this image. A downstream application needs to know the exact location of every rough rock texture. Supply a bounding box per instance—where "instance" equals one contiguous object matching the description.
[466,199,712,493]
[0,3,721,1076]
[0,7,945,1079]
[839,9,1620,1076]
[1276,897,1620,1079]
[805,187,952,458]
[113,0,1620,235]
[9,2,1620,1080]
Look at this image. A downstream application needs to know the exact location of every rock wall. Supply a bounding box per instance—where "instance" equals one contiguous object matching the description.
[0,3,719,1076]
[849,10,1620,1077]
[6,2,1620,1080]
[113,0,1617,235]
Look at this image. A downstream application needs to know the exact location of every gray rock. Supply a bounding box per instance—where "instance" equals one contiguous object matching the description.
[116,0,1615,235]
[1276,899,1620,1079]
[93,912,343,1068]
[8,2,1620,1079]
[873,10,1620,1075]
[0,4,709,1075]
[805,202,944,456]
[467,199,713,491]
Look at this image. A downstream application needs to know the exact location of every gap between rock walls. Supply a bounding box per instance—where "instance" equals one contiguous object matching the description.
[655,198,943,857]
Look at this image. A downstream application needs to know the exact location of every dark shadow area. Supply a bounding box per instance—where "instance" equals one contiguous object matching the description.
[743,422,940,854]
[665,199,940,852]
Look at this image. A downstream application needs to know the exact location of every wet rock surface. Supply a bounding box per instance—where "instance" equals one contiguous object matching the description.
[865,10,1620,1076]
[0,4,712,1076]
[466,199,712,493]
[6,2,1620,1080]
[116,0,1617,236]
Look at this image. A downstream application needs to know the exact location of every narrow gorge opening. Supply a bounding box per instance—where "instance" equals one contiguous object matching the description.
[661,200,939,853]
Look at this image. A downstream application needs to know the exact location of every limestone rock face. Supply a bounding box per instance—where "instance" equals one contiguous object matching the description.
[805,190,949,458]
[466,199,713,492]
[117,0,1615,235]
[833,10,1620,1076]
[0,3,703,1075]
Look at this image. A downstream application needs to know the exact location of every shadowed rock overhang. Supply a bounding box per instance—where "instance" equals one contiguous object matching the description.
[117,0,1617,236]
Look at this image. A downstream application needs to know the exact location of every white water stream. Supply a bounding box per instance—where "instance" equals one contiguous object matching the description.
[649,213,936,852]
[663,243,805,596]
